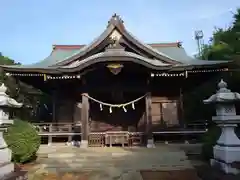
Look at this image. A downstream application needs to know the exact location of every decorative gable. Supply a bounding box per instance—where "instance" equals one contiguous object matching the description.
[109,29,122,42]
[54,14,181,67]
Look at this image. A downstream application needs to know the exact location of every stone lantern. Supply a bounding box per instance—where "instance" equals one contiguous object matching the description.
[0,83,23,178]
[203,79,240,174]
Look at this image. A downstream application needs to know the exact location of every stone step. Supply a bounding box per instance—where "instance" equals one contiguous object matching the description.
[45,165,193,172]
[41,156,189,164]
[47,152,187,158]
[40,159,189,167]
[42,163,192,169]
[47,152,133,158]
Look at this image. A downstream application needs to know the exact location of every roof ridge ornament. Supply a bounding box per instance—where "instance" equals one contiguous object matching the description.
[107,13,124,28]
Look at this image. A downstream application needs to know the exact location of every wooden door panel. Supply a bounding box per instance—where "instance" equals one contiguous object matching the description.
[152,115,161,125]
[151,103,162,125]
[162,102,179,126]
[151,103,161,115]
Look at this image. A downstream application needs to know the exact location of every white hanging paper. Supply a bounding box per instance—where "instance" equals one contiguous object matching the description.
[123,106,127,112]
[132,103,135,110]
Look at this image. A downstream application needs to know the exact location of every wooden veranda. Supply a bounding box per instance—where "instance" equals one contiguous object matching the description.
[33,121,208,146]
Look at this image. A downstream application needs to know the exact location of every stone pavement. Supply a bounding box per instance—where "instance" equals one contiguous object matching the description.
[27,144,202,180]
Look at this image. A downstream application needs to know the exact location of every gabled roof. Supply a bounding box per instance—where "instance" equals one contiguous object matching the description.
[53,14,181,66]
[1,14,230,74]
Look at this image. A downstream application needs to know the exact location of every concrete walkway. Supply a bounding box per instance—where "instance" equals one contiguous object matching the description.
[28,144,202,180]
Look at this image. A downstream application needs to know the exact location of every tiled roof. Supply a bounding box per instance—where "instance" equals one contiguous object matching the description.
[52,42,180,50]
[0,14,229,72]
[1,44,228,71]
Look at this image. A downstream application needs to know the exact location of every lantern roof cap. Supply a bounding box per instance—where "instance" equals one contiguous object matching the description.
[203,79,240,104]
[0,83,23,108]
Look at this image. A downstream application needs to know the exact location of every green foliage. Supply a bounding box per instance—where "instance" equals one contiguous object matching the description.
[200,8,240,61]
[0,53,21,98]
[3,119,41,163]
[0,53,20,66]
[0,52,46,121]
[183,74,222,122]
[201,125,221,160]
[186,8,240,122]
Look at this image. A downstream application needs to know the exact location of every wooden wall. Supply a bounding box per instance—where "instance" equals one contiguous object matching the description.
[88,92,146,132]
[151,96,180,131]
[54,91,181,131]
[52,63,183,131]
[56,99,74,123]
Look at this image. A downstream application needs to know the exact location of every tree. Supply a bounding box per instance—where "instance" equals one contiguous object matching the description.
[201,9,240,61]
[0,54,20,66]
[184,8,240,121]
[0,53,21,97]
[0,53,44,121]
[195,9,240,160]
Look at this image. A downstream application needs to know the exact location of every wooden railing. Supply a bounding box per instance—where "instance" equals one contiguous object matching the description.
[186,120,208,130]
[88,132,145,147]
[32,121,207,146]
[33,122,81,135]
[33,122,81,145]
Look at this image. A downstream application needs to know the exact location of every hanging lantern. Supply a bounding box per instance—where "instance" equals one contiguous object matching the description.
[109,107,112,113]
[123,106,127,112]
[132,103,135,110]
[100,104,103,111]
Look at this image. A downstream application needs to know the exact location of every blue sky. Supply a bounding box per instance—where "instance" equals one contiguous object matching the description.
[0,0,239,64]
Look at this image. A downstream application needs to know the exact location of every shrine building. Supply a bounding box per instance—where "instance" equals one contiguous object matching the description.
[0,14,230,147]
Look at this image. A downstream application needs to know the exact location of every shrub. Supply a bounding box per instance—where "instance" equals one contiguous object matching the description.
[3,119,41,163]
[202,125,221,160]
[201,124,221,160]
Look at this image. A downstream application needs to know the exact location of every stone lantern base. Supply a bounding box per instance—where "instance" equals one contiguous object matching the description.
[0,129,14,178]
[211,145,240,174]
[0,132,27,180]
[0,163,14,178]
[0,83,25,179]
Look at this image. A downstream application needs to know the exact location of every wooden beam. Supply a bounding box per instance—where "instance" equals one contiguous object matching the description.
[86,85,148,93]
[120,38,148,57]
[80,93,89,148]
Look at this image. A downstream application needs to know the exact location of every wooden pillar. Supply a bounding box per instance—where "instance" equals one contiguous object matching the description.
[52,91,57,124]
[48,124,53,146]
[48,90,56,146]
[179,87,185,128]
[80,93,89,148]
[145,92,155,148]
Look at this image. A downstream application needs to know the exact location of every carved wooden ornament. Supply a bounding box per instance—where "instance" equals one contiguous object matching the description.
[107,63,124,75]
